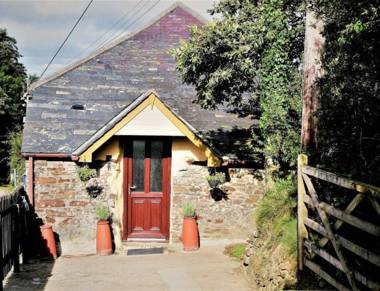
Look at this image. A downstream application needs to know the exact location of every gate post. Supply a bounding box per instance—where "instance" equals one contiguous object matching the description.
[297,154,308,271]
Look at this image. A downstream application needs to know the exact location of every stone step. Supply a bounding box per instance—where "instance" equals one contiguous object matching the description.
[120,240,169,255]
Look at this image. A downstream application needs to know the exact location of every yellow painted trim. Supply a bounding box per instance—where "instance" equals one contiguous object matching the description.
[79,93,221,166]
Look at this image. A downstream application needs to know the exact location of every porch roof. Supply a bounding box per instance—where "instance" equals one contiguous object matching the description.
[75,90,221,166]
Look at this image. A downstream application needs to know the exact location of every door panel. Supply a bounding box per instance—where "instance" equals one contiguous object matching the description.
[149,199,162,231]
[131,199,145,232]
[123,137,171,240]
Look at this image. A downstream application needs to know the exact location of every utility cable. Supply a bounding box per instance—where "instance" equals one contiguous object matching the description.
[91,0,159,53]
[39,0,94,79]
[71,0,161,64]
[72,0,145,61]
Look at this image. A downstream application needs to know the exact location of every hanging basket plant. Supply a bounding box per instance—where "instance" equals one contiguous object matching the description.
[77,165,97,182]
[206,172,226,188]
[77,165,103,198]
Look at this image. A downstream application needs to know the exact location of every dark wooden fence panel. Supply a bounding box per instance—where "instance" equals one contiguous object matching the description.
[0,187,23,291]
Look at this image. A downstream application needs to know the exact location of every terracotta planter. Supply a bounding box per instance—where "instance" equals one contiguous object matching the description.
[40,224,57,259]
[96,220,112,255]
[182,216,199,251]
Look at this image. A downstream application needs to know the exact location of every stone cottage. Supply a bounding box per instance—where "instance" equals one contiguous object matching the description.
[22,2,264,249]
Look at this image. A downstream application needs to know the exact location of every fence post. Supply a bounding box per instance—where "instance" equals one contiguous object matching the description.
[12,205,20,273]
[0,208,3,291]
[297,154,308,271]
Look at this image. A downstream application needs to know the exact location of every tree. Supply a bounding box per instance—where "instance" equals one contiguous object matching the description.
[174,0,305,176]
[310,0,380,184]
[301,9,324,152]
[0,28,27,183]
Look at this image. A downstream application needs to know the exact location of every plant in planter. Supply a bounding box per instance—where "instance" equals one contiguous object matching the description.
[95,203,112,256]
[206,172,225,188]
[181,203,199,251]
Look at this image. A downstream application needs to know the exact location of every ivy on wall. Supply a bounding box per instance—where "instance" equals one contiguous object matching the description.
[174,0,305,176]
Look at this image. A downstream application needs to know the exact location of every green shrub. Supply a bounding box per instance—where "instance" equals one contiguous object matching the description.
[78,165,96,181]
[95,203,110,221]
[256,177,297,255]
[7,130,24,185]
[182,202,196,217]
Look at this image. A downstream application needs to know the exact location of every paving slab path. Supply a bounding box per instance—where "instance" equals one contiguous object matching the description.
[4,243,253,291]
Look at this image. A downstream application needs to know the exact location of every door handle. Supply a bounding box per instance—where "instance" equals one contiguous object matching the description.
[128,185,136,195]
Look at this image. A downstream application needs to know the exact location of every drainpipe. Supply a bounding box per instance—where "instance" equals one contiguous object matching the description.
[27,156,34,207]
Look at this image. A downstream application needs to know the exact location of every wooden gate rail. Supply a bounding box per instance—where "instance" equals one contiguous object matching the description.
[297,154,380,291]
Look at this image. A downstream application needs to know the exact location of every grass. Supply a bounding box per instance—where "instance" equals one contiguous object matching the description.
[255,177,297,255]
[225,243,247,260]
[244,176,299,289]
[0,184,15,195]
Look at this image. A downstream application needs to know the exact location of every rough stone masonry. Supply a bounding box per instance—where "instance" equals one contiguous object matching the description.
[29,159,264,247]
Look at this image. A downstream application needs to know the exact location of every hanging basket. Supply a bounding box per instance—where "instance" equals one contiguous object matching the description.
[207,180,221,188]
[86,178,103,198]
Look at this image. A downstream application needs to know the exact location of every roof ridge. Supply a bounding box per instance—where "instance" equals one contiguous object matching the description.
[28,1,207,92]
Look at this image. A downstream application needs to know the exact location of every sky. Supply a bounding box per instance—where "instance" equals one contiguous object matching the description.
[0,0,214,78]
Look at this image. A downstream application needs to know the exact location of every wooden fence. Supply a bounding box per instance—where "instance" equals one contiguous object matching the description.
[0,187,24,291]
[297,154,380,290]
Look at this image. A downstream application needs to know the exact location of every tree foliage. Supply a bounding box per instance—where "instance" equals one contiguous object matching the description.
[0,28,26,125]
[311,0,380,184]
[174,0,305,175]
[0,28,27,183]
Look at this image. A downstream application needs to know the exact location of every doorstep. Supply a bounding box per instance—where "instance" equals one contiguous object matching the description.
[119,240,170,255]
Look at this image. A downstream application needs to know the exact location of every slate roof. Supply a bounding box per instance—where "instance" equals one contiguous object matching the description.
[22,2,253,159]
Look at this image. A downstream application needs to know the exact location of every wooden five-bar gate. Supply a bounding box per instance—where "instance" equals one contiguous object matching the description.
[297,154,380,290]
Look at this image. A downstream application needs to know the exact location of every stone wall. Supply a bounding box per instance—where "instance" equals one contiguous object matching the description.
[170,165,264,242]
[31,159,122,244]
[30,159,264,246]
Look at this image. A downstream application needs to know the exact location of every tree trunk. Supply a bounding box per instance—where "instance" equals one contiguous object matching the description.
[301,10,325,151]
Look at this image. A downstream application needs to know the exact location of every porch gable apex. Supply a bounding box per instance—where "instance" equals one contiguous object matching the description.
[74,90,221,167]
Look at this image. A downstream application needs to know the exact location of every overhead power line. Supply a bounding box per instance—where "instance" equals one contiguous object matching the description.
[39,0,94,79]
[92,0,161,52]
[68,0,161,65]
[72,0,145,61]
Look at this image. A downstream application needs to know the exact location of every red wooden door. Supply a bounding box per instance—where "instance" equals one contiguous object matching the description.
[123,137,171,240]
